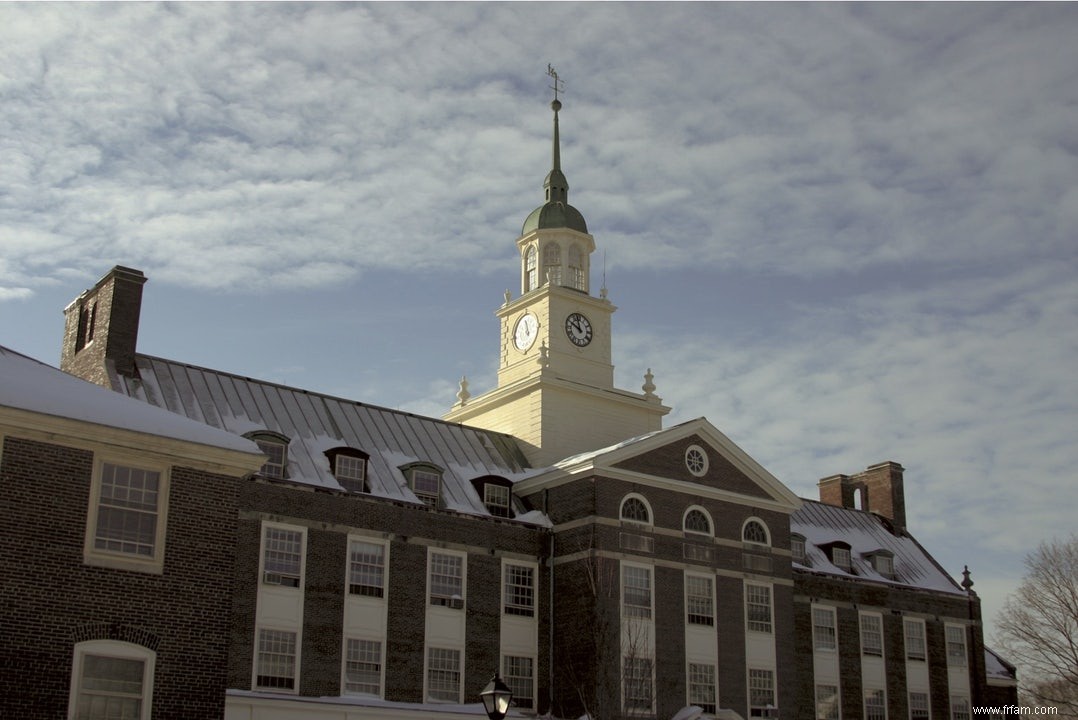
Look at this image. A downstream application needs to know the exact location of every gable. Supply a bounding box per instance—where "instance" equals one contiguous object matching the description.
[612,433,774,501]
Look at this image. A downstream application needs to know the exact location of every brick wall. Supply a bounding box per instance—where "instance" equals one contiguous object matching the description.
[0,434,239,719]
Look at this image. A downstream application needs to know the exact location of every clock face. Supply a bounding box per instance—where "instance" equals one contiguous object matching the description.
[564,312,593,347]
[513,313,539,351]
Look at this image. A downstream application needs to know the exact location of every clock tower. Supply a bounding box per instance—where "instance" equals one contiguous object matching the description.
[444,82,670,467]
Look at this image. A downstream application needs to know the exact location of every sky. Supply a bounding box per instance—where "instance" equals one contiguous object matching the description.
[2,2,1077,648]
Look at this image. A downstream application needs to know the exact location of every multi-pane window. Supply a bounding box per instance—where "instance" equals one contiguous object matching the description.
[412,469,441,507]
[791,534,806,563]
[73,653,147,719]
[93,463,161,558]
[525,246,538,291]
[567,245,585,290]
[749,669,775,716]
[685,575,714,626]
[816,684,840,720]
[429,552,464,607]
[503,655,534,709]
[484,483,511,517]
[813,607,837,651]
[743,520,769,545]
[873,553,894,577]
[256,629,297,690]
[348,540,385,597]
[946,625,968,666]
[865,689,887,720]
[688,663,716,714]
[832,546,852,570]
[504,563,535,617]
[905,619,926,661]
[621,496,650,524]
[623,656,654,713]
[909,691,930,720]
[254,438,287,478]
[746,583,772,633]
[543,244,562,286]
[684,508,711,535]
[426,647,461,703]
[951,696,971,720]
[263,526,303,587]
[861,613,884,657]
[344,638,382,696]
[622,565,652,619]
[335,454,366,493]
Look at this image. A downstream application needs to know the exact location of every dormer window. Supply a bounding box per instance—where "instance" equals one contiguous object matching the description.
[867,550,895,578]
[831,545,852,571]
[326,448,369,493]
[791,534,807,564]
[246,431,290,479]
[484,484,510,517]
[402,463,444,508]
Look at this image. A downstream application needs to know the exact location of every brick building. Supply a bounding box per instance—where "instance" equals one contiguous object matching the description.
[0,345,263,719]
[9,93,1017,719]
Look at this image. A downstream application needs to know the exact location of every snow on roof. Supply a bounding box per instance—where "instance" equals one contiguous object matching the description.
[110,353,550,524]
[984,646,1018,682]
[791,499,965,595]
[0,345,260,456]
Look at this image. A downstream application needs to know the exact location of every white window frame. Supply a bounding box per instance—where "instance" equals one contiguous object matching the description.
[860,612,884,657]
[832,546,852,570]
[685,573,715,626]
[685,444,709,477]
[950,695,971,720]
[623,655,655,715]
[410,467,442,507]
[816,683,841,720]
[503,654,536,709]
[745,581,773,634]
[813,605,838,652]
[865,688,888,720]
[68,640,155,720]
[503,561,536,617]
[620,493,652,525]
[748,668,776,717]
[909,690,931,720]
[342,637,383,697]
[742,517,771,546]
[428,549,466,609]
[347,538,386,598]
[622,562,653,619]
[687,662,717,714]
[791,534,807,563]
[524,246,538,291]
[260,522,306,588]
[426,646,462,703]
[904,618,927,661]
[251,435,288,479]
[683,506,713,536]
[484,483,511,516]
[334,453,367,493]
[254,627,299,693]
[946,624,968,667]
[83,456,170,575]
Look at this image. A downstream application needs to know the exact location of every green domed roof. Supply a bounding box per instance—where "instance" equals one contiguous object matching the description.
[522,98,588,235]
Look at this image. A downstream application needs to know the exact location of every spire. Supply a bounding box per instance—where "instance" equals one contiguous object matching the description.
[521,66,587,236]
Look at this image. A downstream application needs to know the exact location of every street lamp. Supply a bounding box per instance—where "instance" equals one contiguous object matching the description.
[480,672,513,720]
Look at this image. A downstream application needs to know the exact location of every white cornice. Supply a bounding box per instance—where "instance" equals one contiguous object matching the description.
[0,405,264,477]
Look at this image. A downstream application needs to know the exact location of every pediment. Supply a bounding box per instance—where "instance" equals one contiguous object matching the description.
[529,418,801,513]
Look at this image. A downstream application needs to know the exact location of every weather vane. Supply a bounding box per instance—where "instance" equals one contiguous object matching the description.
[547,64,564,104]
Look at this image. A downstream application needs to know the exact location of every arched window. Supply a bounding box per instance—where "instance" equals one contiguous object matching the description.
[742,519,770,546]
[69,640,156,720]
[683,507,712,536]
[620,495,651,525]
[524,246,538,292]
[567,245,585,290]
[543,243,562,286]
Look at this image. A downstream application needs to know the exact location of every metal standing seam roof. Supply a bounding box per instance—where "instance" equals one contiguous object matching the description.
[114,354,537,519]
[791,499,965,595]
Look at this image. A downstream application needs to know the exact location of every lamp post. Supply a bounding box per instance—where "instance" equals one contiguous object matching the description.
[480,672,513,720]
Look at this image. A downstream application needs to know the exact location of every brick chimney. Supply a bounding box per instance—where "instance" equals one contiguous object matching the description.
[818,461,906,531]
[61,266,147,389]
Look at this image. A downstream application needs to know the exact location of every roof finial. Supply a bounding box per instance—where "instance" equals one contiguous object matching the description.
[547,63,564,107]
[543,65,568,205]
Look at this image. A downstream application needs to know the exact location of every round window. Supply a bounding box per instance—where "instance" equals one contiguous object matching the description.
[685,445,708,477]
